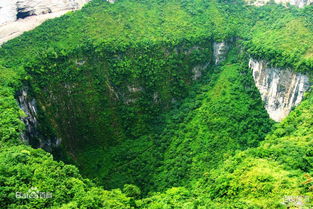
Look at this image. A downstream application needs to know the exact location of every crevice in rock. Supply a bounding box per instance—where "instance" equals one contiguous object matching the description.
[16,9,33,19]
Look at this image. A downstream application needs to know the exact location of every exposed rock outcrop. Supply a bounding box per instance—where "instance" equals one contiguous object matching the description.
[213,42,229,65]
[17,88,61,151]
[18,89,38,144]
[192,64,209,80]
[0,0,91,45]
[0,1,17,25]
[249,58,310,122]
[0,0,90,25]
[0,11,71,45]
[246,0,313,8]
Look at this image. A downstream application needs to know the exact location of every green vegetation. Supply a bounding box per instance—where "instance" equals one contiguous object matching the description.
[0,144,134,209]
[244,4,313,71]
[0,66,24,145]
[77,48,272,195]
[0,0,312,208]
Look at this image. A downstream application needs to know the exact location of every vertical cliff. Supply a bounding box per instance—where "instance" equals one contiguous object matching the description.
[249,58,310,121]
[213,42,229,65]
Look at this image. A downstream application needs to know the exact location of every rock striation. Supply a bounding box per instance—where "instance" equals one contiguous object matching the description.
[249,58,310,122]
[17,88,61,151]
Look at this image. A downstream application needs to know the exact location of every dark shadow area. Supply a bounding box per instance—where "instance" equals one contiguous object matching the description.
[17,10,33,19]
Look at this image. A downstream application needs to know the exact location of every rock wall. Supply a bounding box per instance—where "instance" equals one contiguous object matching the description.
[17,89,38,144]
[246,0,313,8]
[249,58,310,121]
[0,0,91,45]
[17,88,61,152]
[24,41,212,154]
[0,1,17,25]
[0,0,90,25]
[213,41,229,65]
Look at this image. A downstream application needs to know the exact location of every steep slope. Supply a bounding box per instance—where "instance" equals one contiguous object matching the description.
[0,0,238,162]
[136,65,313,208]
[77,48,272,194]
[136,60,313,208]
[151,53,272,191]
[0,65,133,208]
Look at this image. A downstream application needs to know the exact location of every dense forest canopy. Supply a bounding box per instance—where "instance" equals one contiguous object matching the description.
[0,0,312,208]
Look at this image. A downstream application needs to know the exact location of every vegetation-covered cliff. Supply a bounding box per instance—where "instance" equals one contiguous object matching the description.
[0,0,312,208]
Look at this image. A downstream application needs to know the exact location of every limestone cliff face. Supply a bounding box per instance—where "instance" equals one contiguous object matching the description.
[17,88,61,151]
[213,42,229,65]
[0,0,90,25]
[17,89,38,145]
[0,1,17,25]
[249,58,310,122]
[246,0,313,8]
[0,0,91,45]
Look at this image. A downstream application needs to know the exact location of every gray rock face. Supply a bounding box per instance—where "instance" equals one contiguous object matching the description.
[287,0,313,7]
[0,0,91,45]
[0,0,90,25]
[213,42,229,65]
[18,89,38,144]
[0,1,17,25]
[246,0,313,8]
[17,88,61,151]
[192,60,210,81]
[249,58,310,122]
[16,0,88,18]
